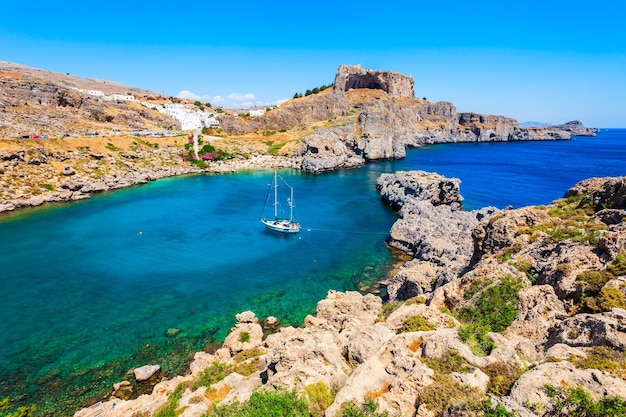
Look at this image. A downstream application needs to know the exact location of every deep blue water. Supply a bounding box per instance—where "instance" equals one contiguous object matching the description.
[0,129,624,412]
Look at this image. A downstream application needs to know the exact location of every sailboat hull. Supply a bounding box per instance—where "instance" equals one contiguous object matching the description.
[261,219,301,233]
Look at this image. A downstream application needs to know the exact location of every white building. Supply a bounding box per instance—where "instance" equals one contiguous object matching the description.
[85,90,105,97]
[110,94,135,101]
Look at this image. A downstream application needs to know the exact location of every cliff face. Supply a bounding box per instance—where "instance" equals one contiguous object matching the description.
[296,66,596,172]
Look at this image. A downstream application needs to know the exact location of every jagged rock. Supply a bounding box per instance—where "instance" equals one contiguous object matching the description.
[386,259,437,298]
[300,125,365,173]
[223,317,263,355]
[385,302,458,333]
[334,64,416,98]
[564,175,626,209]
[263,321,348,390]
[509,361,626,414]
[343,324,395,366]
[544,343,587,361]
[315,290,382,332]
[235,311,259,324]
[505,285,568,347]
[262,316,280,330]
[531,240,607,299]
[133,364,160,382]
[546,308,626,349]
[112,380,133,400]
[471,206,551,258]
[376,170,463,211]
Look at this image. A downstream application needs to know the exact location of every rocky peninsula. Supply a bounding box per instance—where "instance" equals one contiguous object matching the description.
[72,173,626,417]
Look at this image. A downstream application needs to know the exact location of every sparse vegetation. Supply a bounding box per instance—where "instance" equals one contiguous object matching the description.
[481,361,523,396]
[238,331,251,343]
[420,349,473,374]
[401,314,435,332]
[339,400,391,417]
[419,373,484,416]
[154,383,185,417]
[457,276,524,355]
[204,388,309,417]
[543,384,626,417]
[304,381,334,417]
[570,346,626,378]
[379,301,402,320]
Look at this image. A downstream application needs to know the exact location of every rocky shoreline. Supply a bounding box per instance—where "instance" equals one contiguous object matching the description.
[73,172,626,417]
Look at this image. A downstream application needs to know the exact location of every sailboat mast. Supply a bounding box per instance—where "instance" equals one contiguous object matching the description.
[273,170,278,218]
[289,185,294,222]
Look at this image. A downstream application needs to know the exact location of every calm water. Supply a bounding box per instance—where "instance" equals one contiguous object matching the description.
[0,129,624,413]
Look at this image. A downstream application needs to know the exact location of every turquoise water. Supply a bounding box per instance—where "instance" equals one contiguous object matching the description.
[0,130,624,413]
[0,168,398,413]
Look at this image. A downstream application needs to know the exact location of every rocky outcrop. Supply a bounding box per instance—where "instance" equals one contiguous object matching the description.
[333,64,415,98]
[378,171,499,296]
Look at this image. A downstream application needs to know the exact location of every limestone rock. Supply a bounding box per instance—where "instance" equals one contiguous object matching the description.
[221,311,263,355]
[505,285,568,347]
[509,361,626,414]
[546,309,626,349]
[315,290,382,332]
[376,170,463,211]
[334,64,415,98]
[564,176,626,209]
[133,364,160,381]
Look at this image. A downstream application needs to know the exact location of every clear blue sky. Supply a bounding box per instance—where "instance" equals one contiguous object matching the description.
[1,0,625,127]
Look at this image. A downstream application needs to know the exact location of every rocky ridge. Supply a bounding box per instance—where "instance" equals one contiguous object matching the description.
[217,65,597,173]
[74,174,626,417]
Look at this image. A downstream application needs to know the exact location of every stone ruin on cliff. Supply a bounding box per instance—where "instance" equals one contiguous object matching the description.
[333,64,415,99]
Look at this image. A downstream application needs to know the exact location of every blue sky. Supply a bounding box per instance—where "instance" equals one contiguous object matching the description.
[1,1,625,127]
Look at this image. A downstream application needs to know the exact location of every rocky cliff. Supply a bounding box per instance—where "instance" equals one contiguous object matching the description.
[74,174,626,417]
[213,64,597,174]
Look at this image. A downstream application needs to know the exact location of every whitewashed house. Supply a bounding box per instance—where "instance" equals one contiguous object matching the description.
[110,94,135,101]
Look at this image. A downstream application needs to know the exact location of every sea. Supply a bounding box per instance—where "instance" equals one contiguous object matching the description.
[0,129,624,414]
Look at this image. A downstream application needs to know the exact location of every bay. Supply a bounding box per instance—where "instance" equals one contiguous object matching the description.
[0,129,624,413]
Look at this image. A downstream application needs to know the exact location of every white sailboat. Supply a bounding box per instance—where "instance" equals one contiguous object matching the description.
[260,170,301,234]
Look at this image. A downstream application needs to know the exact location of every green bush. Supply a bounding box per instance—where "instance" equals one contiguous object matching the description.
[192,362,231,389]
[571,346,626,378]
[239,331,251,343]
[379,301,402,320]
[401,315,435,332]
[304,381,334,417]
[205,388,309,417]
[458,322,496,356]
[543,384,626,416]
[420,349,473,374]
[458,276,524,333]
[576,270,615,294]
[607,253,626,276]
[481,361,523,396]
[154,383,184,417]
[599,287,626,311]
[419,373,483,416]
[339,400,390,417]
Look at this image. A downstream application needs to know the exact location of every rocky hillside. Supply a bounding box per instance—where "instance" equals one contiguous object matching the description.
[73,174,626,417]
[0,62,185,138]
